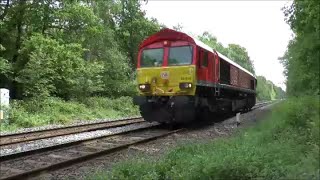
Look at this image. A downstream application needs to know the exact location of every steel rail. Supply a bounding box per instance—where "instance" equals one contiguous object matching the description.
[253,101,273,109]
[0,101,271,147]
[0,126,183,180]
[0,117,144,146]
[0,122,155,162]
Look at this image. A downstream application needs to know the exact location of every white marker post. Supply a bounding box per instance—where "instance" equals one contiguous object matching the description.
[236,112,241,126]
[0,88,10,121]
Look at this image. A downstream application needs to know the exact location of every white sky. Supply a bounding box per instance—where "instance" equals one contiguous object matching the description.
[141,0,293,90]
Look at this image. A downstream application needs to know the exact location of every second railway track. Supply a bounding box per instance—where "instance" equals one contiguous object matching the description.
[0,101,270,146]
[0,123,183,180]
[0,117,144,146]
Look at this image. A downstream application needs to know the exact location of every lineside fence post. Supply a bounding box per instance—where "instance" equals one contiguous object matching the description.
[236,112,241,126]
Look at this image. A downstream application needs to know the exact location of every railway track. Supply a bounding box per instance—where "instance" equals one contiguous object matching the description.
[251,101,272,110]
[0,101,270,147]
[0,117,144,146]
[0,123,183,180]
[0,101,272,180]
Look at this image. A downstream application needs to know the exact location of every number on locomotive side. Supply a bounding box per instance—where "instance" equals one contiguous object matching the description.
[181,77,191,80]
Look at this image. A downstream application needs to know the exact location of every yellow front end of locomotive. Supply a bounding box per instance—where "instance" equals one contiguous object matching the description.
[137,65,196,96]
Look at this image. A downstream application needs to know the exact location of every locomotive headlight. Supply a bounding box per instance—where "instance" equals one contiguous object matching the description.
[179,83,192,89]
[139,84,146,89]
[139,84,150,91]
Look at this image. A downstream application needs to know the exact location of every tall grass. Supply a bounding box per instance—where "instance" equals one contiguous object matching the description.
[88,96,319,180]
[0,96,140,132]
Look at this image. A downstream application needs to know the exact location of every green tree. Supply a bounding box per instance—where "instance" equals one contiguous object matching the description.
[173,23,183,31]
[114,0,162,68]
[0,0,161,99]
[198,31,228,54]
[0,44,10,79]
[16,34,103,99]
[226,44,255,74]
[255,76,285,101]
[198,32,255,74]
[280,0,320,96]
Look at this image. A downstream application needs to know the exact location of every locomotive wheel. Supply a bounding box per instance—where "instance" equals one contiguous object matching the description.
[243,107,251,113]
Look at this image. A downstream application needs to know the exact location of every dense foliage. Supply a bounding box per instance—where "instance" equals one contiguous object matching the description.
[198,31,255,74]
[256,76,286,100]
[280,0,319,96]
[89,97,319,180]
[0,0,286,131]
[198,32,285,100]
[0,0,285,102]
[0,96,139,132]
[0,0,162,99]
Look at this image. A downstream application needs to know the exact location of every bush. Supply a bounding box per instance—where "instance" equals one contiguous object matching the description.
[88,96,319,180]
[15,33,136,100]
[0,96,140,132]
[81,96,140,117]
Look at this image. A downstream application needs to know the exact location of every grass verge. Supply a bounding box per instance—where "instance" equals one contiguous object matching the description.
[0,96,139,132]
[88,96,319,180]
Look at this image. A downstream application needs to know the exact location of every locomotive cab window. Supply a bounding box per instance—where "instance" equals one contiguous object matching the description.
[141,48,164,67]
[168,46,193,66]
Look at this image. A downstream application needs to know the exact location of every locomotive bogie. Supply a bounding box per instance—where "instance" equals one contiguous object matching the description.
[134,95,196,123]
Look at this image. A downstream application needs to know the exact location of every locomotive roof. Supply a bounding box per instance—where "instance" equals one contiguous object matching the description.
[216,51,254,77]
[189,35,254,77]
[140,28,255,77]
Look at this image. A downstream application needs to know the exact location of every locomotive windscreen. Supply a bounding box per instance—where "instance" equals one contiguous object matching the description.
[168,46,193,66]
[141,48,164,67]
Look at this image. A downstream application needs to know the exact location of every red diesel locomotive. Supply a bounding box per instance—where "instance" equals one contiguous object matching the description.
[133,28,257,123]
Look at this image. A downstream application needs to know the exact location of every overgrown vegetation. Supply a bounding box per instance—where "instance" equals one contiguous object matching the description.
[0,96,139,132]
[0,0,162,99]
[0,0,285,101]
[280,0,319,96]
[0,0,160,130]
[0,0,285,130]
[88,97,319,180]
[256,76,285,101]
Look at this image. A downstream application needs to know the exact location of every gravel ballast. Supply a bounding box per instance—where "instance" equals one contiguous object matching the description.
[0,121,157,157]
[0,116,142,136]
[38,103,275,180]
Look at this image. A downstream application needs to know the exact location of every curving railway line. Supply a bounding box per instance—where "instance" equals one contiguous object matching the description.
[0,101,272,180]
